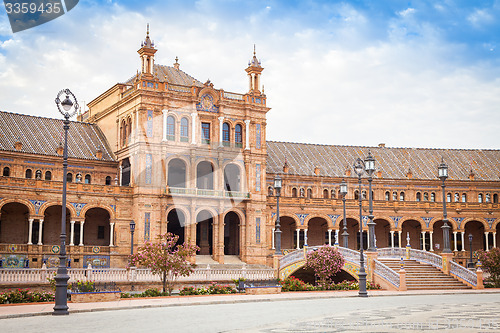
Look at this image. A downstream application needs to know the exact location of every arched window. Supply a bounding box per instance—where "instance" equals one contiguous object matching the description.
[2,167,10,177]
[362,190,367,200]
[180,118,189,142]
[485,193,491,203]
[423,192,429,201]
[416,192,421,202]
[127,117,132,143]
[45,171,52,181]
[235,124,243,148]
[307,188,312,198]
[478,193,483,203]
[431,192,436,202]
[400,192,405,201]
[25,169,32,179]
[454,193,459,202]
[354,190,359,200]
[392,191,397,201]
[67,173,73,182]
[323,189,329,198]
[331,189,336,199]
[268,186,274,196]
[121,119,126,147]
[292,188,298,198]
[76,173,82,183]
[446,193,451,202]
[35,170,42,179]
[85,174,91,184]
[105,176,112,185]
[223,122,230,146]
[385,191,390,201]
[167,116,175,141]
[494,193,498,203]
[462,193,467,203]
[299,188,305,197]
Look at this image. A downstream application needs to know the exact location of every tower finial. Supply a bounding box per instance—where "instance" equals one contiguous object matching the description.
[147,23,149,36]
[253,44,256,55]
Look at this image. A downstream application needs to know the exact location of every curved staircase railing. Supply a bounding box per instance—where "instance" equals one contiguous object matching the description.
[449,260,477,286]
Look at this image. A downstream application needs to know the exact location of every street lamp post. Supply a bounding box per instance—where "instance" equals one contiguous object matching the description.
[468,234,473,268]
[353,158,368,297]
[53,89,79,315]
[340,180,348,248]
[364,150,376,252]
[130,220,136,256]
[274,175,282,255]
[438,158,452,253]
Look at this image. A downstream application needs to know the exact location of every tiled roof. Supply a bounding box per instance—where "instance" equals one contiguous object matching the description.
[124,65,204,87]
[266,141,500,181]
[0,111,115,161]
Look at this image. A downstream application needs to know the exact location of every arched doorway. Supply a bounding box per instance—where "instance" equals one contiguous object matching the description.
[121,158,130,186]
[224,212,240,255]
[224,164,240,192]
[374,219,391,249]
[197,161,214,190]
[307,217,328,246]
[167,159,186,188]
[196,210,213,255]
[432,220,454,252]
[43,205,70,245]
[464,221,485,252]
[0,202,30,244]
[167,209,185,246]
[401,220,422,250]
[280,216,297,249]
[84,208,110,246]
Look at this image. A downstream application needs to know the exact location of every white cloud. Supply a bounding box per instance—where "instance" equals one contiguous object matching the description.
[467,9,494,27]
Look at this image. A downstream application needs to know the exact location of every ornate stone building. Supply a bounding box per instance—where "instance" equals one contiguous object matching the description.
[0,30,499,269]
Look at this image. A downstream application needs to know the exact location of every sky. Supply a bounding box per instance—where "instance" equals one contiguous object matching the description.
[1,0,500,150]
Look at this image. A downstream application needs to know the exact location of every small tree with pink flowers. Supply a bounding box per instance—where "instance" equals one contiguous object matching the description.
[130,232,199,295]
[305,246,345,287]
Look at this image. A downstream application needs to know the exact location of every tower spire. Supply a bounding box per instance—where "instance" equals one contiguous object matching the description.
[245,45,264,94]
[138,25,157,76]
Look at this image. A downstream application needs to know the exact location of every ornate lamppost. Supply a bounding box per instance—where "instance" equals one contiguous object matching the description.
[340,179,348,248]
[274,175,282,255]
[353,158,368,297]
[53,89,79,315]
[468,234,474,268]
[365,150,376,251]
[130,220,136,256]
[438,158,452,253]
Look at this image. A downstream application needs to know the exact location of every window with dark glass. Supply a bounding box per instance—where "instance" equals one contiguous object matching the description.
[292,188,297,197]
[400,192,405,201]
[485,193,491,203]
[25,169,32,179]
[45,171,52,181]
[307,188,312,198]
[478,193,483,203]
[424,192,429,201]
[105,176,112,185]
[385,191,390,201]
[167,116,175,141]
[3,167,10,177]
[494,193,498,203]
[462,193,467,203]
[416,192,421,202]
[323,189,329,198]
[180,118,189,142]
[67,173,73,182]
[223,122,230,146]
[235,124,243,148]
[201,122,210,144]
[85,175,91,184]
[431,192,436,202]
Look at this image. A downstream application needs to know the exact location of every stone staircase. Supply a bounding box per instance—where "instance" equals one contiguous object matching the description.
[378,259,471,290]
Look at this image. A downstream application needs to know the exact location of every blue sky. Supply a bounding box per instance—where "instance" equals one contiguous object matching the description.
[1,0,500,149]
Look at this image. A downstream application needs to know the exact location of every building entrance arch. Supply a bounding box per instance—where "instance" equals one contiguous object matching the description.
[224,211,240,255]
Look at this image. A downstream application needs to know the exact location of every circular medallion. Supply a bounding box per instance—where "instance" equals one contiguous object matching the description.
[51,245,60,254]
[9,244,17,253]
[92,246,100,254]
[201,94,213,109]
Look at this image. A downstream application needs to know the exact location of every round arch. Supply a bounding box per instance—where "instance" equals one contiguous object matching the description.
[195,160,215,190]
[39,202,77,219]
[303,214,333,229]
[80,204,115,221]
[167,158,188,188]
[373,215,397,230]
[272,213,301,228]
[166,205,191,226]
[399,216,425,230]
[195,208,216,255]
[429,217,458,231]
[0,198,36,216]
[223,163,242,192]
[462,217,490,231]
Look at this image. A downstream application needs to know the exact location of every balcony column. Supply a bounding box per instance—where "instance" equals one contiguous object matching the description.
[27,218,34,245]
[429,231,434,251]
[485,232,490,251]
[37,219,44,245]
[304,229,308,247]
[453,231,458,252]
[493,232,497,249]
[69,221,75,246]
[79,221,85,246]
[296,229,300,249]
[421,231,426,251]
[461,231,465,252]
[244,120,250,150]
[328,229,332,246]
[191,112,197,145]
[218,116,224,147]
[398,230,402,248]
[390,230,394,248]
[271,227,275,249]
[109,222,115,247]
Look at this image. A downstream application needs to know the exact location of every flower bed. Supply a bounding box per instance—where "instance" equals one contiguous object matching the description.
[279,277,381,292]
[0,289,54,304]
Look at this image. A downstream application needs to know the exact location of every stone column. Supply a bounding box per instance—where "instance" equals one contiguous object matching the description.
[218,116,224,147]
[244,120,250,150]
[296,229,300,249]
[271,227,275,249]
[485,232,489,251]
[390,230,394,248]
[493,232,497,249]
[70,221,75,246]
[421,231,426,251]
[461,231,465,252]
[429,231,434,251]
[191,112,197,145]
[109,222,115,247]
[37,219,44,245]
[452,231,457,252]
[398,231,402,248]
[79,221,85,246]
[27,218,34,245]
[304,229,308,247]
[217,215,224,264]
[327,229,332,246]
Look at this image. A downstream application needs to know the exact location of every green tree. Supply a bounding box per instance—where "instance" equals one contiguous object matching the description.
[130,232,199,295]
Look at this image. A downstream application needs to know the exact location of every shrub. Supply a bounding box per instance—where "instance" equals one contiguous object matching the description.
[73,280,95,292]
[0,289,55,304]
[208,283,236,294]
[305,246,345,286]
[279,276,315,292]
[477,248,500,288]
